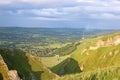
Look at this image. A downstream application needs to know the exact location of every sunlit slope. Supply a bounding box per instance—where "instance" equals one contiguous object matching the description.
[54,66,120,80]
[40,55,69,68]
[0,55,9,80]
[71,32,120,71]
[0,48,57,80]
[51,32,120,77]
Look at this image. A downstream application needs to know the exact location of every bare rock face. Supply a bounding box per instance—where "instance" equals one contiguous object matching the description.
[7,70,21,80]
[89,35,120,50]
[113,36,120,45]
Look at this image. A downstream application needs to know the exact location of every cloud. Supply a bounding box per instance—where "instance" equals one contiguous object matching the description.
[30,8,67,16]
[0,0,120,29]
[76,0,96,3]
[0,0,12,4]
[90,13,120,19]
[31,16,67,21]
[0,0,76,6]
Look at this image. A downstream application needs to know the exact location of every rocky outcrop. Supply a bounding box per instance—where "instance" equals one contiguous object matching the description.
[0,55,9,71]
[0,55,21,80]
[89,35,120,50]
[7,70,21,80]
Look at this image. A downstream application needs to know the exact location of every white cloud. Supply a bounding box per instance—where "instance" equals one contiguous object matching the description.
[20,0,56,4]
[0,0,75,5]
[1,0,120,21]
[31,17,67,21]
[32,8,66,16]
[0,0,13,4]
[76,0,96,3]
[15,8,67,17]
[90,13,120,19]
[76,0,120,7]
[84,6,120,12]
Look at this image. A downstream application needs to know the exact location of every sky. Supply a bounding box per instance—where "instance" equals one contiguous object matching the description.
[0,0,120,29]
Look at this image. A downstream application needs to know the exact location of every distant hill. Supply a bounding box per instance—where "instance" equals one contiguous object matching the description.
[0,27,117,57]
[0,48,57,80]
[51,32,120,80]
[0,27,115,48]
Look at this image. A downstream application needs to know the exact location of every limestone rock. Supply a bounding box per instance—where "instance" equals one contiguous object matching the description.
[7,70,21,80]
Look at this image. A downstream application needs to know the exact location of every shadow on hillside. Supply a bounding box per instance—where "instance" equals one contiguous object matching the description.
[33,71,44,80]
[0,73,3,80]
[0,48,44,80]
[52,57,82,76]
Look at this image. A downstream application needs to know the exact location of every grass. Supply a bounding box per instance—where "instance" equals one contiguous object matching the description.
[0,48,57,80]
[51,58,81,76]
[40,55,69,68]
[52,42,79,56]
[51,32,120,78]
[54,66,120,80]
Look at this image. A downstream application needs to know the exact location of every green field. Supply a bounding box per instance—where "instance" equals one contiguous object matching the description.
[40,55,70,68]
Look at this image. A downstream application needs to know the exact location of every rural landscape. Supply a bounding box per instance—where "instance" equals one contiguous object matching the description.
[0,0,120,80]
[0,27,120,80]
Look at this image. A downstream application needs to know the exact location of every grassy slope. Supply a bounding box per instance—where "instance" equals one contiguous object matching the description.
[54,66,120,80]
[71,32,120,71]
[51,58,81,76]
[0,48,57,80]
[40,55,69,68]
[51,32,120,79]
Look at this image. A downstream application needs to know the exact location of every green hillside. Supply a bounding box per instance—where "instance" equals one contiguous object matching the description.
[0,32,120,80]
[51,58,81,76]
[54,66,120,80]
[71,32,120,71]
[0,48,57,80]
[51,32,120,79]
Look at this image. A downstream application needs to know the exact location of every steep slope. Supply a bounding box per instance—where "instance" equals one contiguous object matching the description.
[71,32,120,71]
[51,58,81,76]
[0,55,20,80]
[51,32,120,79]
[54,66,120,80]
[0,48,57,80]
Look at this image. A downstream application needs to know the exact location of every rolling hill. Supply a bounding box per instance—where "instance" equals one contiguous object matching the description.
[0,31,120,80]
[51,32,120,80]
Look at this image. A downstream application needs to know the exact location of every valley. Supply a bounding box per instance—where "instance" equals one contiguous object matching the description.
[0,27,120,80]
[1,0,120,79]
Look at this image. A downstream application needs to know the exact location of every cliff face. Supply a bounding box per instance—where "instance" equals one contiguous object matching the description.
[97,35,120,46]
[89,35,120,50]
[0,55,21,80]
